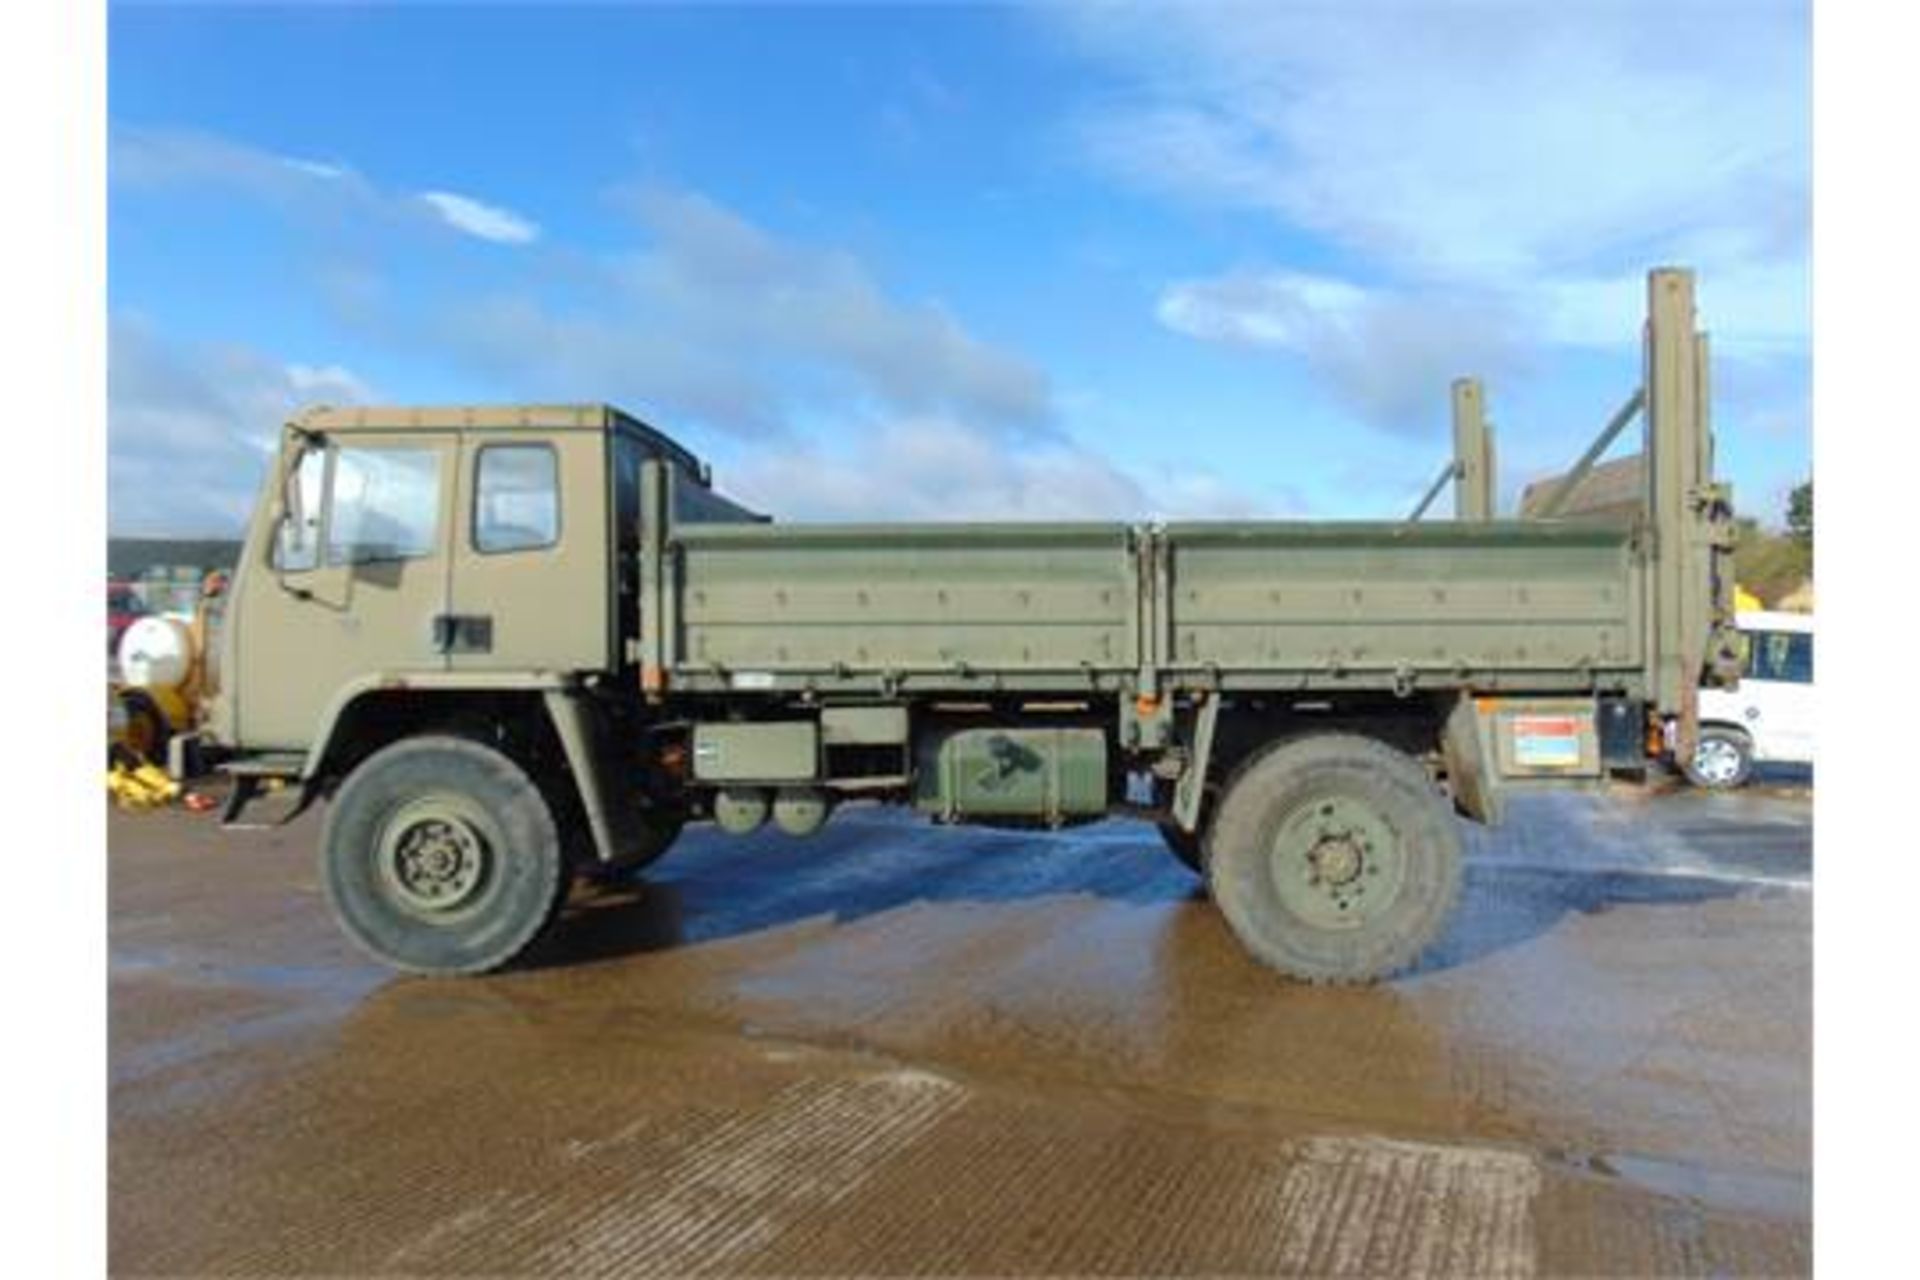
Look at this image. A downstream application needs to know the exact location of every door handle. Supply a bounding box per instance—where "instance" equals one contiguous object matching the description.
[432,614,494,654]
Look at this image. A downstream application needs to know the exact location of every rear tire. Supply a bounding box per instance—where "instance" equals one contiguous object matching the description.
[322,735,568,975]
[1206,733,1462,984]
[1683,726,1753,790]
[626,808,685,868]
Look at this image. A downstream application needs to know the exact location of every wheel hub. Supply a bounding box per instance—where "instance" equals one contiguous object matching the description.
[1693,738,1741,785]
[1311,833,1364,886]
[377,800,493,917]
[1269,795,1406,930]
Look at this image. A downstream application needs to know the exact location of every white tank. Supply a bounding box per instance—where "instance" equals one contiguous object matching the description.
[118,615,195,691]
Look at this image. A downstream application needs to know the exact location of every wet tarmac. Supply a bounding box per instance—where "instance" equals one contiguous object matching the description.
[110,775,1811,1276]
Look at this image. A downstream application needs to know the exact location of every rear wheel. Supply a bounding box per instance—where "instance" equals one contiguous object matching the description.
[1684,726,1753,790]
[322,735,568,975]
[1207,734,1462,984]
[622,808,685,869]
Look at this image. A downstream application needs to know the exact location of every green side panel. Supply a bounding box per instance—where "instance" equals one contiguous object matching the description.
[674,524,1136,675]
[820,704,910,745]
[912,727,1108,820]
[1159,522,1639,674]
[691,721,820,782]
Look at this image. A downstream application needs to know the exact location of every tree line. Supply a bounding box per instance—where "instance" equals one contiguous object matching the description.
[1733,480,1811,608]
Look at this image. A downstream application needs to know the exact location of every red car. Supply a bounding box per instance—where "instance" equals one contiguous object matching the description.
[107,581,146,655]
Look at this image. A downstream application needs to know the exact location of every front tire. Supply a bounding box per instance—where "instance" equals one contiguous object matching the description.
[1207,734,1462,984]
[321,735,568,975]
[1684,726,1754,790]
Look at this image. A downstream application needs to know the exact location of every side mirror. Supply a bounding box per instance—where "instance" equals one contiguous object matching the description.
[273,429,326,582]
[279,456,307,553]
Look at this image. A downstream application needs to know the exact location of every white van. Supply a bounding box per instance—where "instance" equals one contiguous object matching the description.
[1686,610,1814,788]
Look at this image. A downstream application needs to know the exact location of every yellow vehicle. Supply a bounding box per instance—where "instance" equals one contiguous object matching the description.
[109,573,226,765]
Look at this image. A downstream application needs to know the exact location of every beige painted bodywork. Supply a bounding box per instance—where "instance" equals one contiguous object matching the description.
[209,405,632,750]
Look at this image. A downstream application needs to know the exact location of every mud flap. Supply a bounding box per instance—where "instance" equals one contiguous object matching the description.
[1171,692,1220,833]
[1441,696,1505,826]
[542,689,647,864]
[219,772,319,830]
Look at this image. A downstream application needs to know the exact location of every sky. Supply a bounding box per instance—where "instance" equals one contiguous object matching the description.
[107,0,1810,535]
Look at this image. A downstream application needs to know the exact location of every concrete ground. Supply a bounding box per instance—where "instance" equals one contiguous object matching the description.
[110,775,1811,1277]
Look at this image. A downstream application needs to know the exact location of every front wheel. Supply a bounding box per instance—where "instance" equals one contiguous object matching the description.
[321,735,568,975]
[1206,734,1462,984]
[1684,726,1754,790]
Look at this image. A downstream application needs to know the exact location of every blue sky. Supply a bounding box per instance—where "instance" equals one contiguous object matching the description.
[107,1,1809,534]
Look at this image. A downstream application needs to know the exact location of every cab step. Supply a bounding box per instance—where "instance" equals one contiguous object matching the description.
[218,756,315,830]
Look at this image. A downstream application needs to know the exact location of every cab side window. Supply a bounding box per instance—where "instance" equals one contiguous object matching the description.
[326,447,442,566]
[1749,630,1814,684]
[474,445,560,554]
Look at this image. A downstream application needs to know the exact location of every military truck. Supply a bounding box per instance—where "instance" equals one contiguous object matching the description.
[196,268,1738,983]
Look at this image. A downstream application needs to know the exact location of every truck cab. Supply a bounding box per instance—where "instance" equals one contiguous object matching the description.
[205,404,753,757]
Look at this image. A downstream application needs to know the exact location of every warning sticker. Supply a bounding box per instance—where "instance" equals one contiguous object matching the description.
[1511,714,1582,768]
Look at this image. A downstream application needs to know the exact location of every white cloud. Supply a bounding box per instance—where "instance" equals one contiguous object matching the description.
[1156,268,1529,433]
[1537,261,1809,355]
[1058,2,1809,450]
[282,157,347,181]
[721,416,1274,522]
[1059,1,1809,369]
[113,127,370,206]
[1063,2,1807,285]
[1156,269,1368,350]
[429,186,1053,439]
[417,190,540,245]
[110,128,1081,524]
[1154,255,1807,436]
[111,126,1053,434]
[108,313,373,534]
[113,126,539,249]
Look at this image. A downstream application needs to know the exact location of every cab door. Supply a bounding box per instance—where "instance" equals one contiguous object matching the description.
[229,429,457,749]
[445,429,611,672]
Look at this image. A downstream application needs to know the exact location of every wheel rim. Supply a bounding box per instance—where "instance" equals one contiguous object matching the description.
[375,796,496,920]
[1692,737,1743,785]
[1267,793,1408,930]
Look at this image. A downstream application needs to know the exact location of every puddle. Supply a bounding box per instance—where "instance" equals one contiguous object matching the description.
[1583,1150,1810,1218]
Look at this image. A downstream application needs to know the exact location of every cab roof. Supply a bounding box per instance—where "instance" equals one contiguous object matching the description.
[291,403,707,479]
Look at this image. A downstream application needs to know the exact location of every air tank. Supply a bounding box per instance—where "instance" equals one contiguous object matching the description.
[117,615,195,691]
